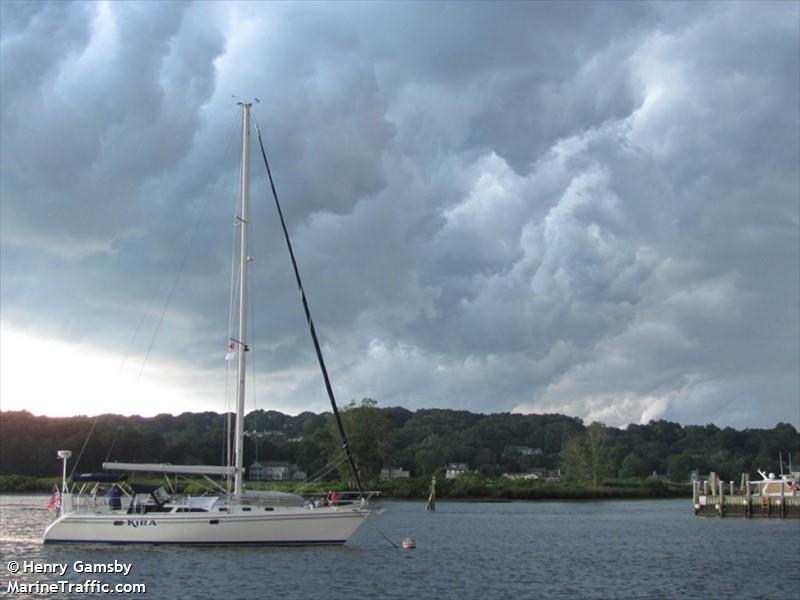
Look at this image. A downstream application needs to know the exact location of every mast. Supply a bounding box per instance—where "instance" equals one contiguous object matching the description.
[234,102,252,497]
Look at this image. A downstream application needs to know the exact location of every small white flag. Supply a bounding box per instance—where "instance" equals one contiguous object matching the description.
[225,352,235,361]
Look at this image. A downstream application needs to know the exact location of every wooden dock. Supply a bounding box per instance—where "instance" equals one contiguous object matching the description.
[692,475,800,518]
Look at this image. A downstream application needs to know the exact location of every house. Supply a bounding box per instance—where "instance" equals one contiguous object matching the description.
[526,467,548,479]
[380,466,411,480]
[250,430,287,439]
[543,469,561,482]
[502,472,538,481]
[523,467,561,481]
[249,461,307,481]
[506,446,544,457]
[445,463,469,479]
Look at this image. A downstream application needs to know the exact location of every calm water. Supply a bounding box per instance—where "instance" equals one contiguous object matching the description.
[1,495,798,599]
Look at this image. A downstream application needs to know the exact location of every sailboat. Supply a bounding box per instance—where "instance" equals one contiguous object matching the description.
[43,102,373,544]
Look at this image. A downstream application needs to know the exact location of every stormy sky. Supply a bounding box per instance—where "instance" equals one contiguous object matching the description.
[1,1,798,428]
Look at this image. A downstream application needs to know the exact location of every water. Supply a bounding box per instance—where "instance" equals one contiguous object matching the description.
[1,495,798,598]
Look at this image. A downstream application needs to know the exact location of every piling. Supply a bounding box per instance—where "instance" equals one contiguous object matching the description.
[780,482,785,519]
[744,474,751,518]
[426,475,436,512]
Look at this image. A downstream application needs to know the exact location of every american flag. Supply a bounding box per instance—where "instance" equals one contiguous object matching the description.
[47,485,61,513]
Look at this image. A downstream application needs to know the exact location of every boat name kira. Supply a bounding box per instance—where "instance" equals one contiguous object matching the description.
[126,519,157,528]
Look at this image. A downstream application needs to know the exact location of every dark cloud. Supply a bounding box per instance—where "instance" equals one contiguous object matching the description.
[1,1,797,427]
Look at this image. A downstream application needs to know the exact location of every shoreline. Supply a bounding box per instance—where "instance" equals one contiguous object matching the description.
[0,474,690,501]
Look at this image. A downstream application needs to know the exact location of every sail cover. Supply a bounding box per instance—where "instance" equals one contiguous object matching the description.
[73,472,128,483]
[103,462,235,476]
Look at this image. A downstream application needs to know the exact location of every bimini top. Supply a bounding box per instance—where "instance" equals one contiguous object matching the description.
[73,472,128,483]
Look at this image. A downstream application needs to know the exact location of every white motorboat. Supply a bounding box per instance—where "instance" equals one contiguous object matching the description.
[751,469,799,498]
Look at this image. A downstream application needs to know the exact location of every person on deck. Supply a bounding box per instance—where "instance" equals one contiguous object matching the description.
[107,484,122,510]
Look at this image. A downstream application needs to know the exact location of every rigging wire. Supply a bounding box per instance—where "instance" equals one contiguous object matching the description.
[291,453,349,493]
[359,512,401,551]
[136,108,241,382]
[72,110,241,477]
[251,111,364,494]
[289,451,400,551]
[69,416,101,479]
[136,211,203,381]
[249,288,258,466]
[246,176,257,468]
[223,129,245,496]
[120,282,164,372]
[104,426,121,462]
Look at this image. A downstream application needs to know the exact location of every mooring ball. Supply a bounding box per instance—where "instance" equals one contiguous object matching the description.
[402,537,416,550]
[694,503,700,510]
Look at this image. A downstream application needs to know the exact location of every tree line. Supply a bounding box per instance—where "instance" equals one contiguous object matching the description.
[1,401,798,485]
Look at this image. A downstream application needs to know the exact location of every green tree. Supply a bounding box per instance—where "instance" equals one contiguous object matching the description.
[619,451,650,479]
[475,447,497,477]
[560,422,612,487]
[330,398,392,484]
[666,453,695,483]
[414,434,446,475]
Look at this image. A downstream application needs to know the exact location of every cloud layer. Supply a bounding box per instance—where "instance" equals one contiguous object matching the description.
[1,1,798,427]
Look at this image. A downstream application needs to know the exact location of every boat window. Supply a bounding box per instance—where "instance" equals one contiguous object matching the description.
[242,507,251,511]
[209,519,219,525]
[264,507,274,512]
[218,508,228,512]
[114,521,124,526]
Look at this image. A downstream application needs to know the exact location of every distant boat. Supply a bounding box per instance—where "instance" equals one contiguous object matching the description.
[44,102,373,545]
[752,469,799,498]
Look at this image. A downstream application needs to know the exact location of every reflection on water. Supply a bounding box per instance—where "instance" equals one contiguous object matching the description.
[2,495,798,599]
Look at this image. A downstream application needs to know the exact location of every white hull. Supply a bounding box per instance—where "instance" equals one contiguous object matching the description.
[44,505,368,545]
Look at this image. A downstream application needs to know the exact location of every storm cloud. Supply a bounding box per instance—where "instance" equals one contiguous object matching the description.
[1,1,798,427]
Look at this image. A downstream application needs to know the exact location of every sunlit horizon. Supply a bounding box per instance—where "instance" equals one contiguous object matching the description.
[1,322,796,431]
[0,322,339,419]
[0,322,229,418]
